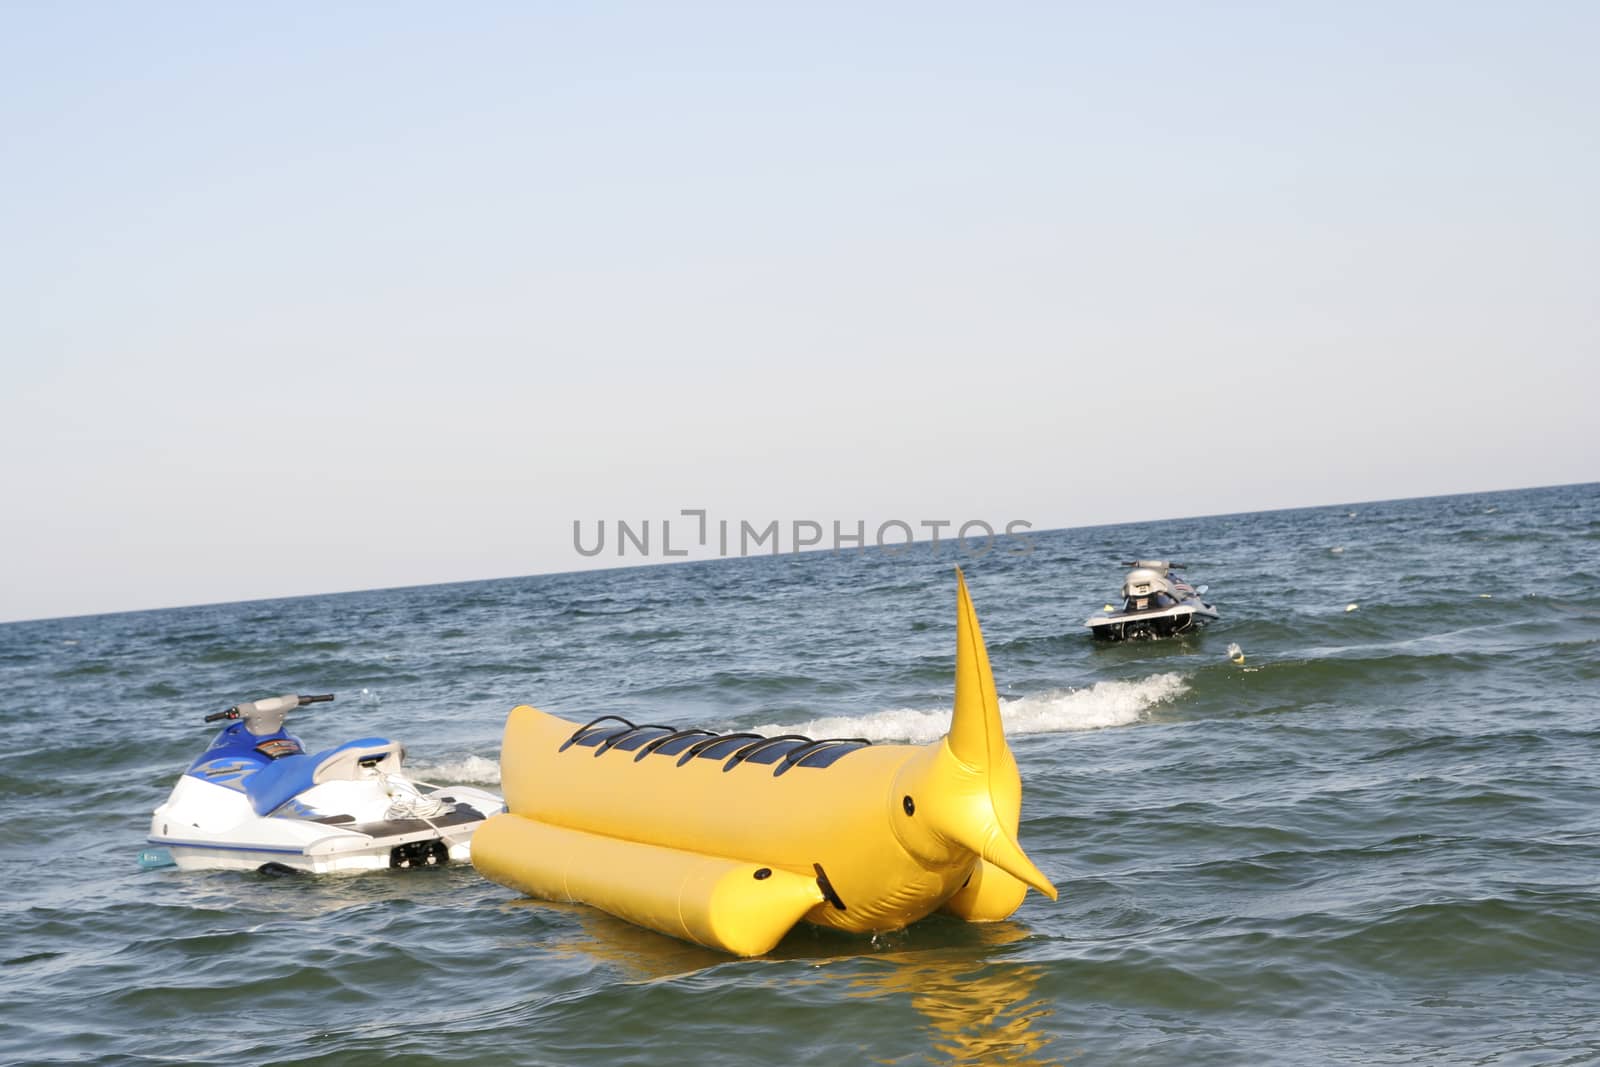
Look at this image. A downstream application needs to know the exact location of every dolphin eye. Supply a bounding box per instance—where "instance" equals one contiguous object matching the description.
[903,795,915,816]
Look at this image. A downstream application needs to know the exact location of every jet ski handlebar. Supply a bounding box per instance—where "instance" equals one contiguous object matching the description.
[204,693,335,723]
[1120,560,1185,570]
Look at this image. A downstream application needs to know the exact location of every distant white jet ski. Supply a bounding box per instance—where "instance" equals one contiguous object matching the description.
[150,693,504,873]
[1085,560,1219,641]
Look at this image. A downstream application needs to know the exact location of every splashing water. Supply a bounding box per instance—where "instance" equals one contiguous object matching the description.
[409,753,501,785]
[758,673,1189,743]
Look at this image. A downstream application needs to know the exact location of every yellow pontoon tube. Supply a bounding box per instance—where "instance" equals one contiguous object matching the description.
[473,570,1057,956]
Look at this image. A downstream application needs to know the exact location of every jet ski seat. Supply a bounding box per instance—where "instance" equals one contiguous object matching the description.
[243,737,405,817]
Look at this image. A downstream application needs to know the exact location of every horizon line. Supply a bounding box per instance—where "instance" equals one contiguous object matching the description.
[5,477,1594,627]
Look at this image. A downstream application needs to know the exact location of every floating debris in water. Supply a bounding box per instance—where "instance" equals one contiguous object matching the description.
[1345,603,1359,612]
[1329,546,1345,555]
[1478,593,1493,598]
[1227,642,1245,664]
[1103,604,1114,612]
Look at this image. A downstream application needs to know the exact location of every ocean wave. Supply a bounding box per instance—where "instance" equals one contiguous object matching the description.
[756,673,1189,742]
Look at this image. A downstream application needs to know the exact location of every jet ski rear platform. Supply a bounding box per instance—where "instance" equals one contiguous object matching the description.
[1085,560,1219,641]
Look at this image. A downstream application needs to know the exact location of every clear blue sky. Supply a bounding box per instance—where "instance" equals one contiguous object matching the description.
[3,2,1596,622]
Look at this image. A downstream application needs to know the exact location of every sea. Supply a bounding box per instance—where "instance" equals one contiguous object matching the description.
[2,482,1597,1066]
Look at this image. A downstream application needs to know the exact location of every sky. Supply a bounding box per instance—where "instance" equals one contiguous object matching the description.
[2,2,1596,623]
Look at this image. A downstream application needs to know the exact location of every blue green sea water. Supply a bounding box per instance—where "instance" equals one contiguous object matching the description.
[2,483,1597,1065]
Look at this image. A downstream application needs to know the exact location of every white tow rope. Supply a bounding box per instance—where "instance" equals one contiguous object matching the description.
[376,770,466,847]
[380,773,450,819]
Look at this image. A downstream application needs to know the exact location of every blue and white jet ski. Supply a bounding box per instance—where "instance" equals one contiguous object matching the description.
[1085,560,1219,641]
[149,693,505,873]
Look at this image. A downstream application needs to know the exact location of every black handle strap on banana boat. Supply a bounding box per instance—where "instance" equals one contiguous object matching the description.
[204,693,335,723]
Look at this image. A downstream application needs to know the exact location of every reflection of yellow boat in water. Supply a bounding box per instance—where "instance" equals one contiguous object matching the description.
[524,902,1061,1067]
[849,950,1057,1067]
[473,571,1057,955]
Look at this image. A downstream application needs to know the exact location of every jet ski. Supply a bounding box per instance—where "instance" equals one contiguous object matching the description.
[149,693,505,873]
[1085,560,1219,641]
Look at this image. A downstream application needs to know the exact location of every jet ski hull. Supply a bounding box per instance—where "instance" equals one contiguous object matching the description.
[1085,602,1219,641]
[150,765,504,873]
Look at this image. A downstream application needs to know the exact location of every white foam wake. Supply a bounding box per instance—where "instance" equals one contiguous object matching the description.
[410,754,501,785]
[407,675,1186,781]
[756,673,1188,743]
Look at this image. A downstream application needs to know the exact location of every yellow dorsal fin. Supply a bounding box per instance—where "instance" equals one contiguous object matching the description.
[943,569,1057,900]
[949,568,1003,771]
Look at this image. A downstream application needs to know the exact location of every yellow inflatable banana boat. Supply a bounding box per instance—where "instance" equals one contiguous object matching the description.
[473,571,1057,956]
